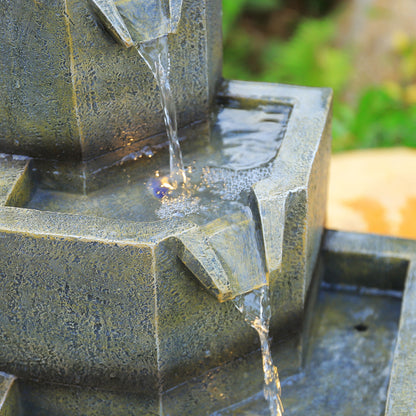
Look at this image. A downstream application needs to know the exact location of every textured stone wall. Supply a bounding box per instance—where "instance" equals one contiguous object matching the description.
[0,0,222,161]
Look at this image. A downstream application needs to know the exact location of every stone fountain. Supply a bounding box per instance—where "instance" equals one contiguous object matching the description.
[0,1,414,415]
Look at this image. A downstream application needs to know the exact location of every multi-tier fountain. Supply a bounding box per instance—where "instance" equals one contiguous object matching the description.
[0,1,415,415]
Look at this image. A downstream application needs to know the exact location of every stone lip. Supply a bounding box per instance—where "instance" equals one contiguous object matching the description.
[0,82,331,394]
[0,154,32,207]
[0,371,19,415]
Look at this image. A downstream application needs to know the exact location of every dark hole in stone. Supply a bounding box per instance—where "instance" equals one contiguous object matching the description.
[354,323,368,332]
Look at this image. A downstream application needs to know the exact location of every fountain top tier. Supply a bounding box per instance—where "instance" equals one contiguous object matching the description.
[0,0,222,162]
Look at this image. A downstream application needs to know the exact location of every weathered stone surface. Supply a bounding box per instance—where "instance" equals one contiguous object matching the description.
[176,211,267,301]
[0,0,222,161]
[15,233,410,415]
[322,230,414,290]
[90,0,134,47]
[244,82,333,337]
[19,379,159,416]
[0,83,331,401]
[0,214,159,393]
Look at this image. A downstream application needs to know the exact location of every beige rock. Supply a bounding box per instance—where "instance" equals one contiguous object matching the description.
[327,147,416,239]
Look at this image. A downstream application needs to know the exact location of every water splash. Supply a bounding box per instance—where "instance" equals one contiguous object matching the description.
[136,36,187,186]
[233,287,284,416]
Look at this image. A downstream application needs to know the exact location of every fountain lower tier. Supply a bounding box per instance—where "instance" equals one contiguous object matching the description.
[2,229,415,415]
[0,82,331,412]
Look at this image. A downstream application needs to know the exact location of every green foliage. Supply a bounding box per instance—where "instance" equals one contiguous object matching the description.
[222,0,279,39]
[333,33,416,151]
[223,29,257,82]
[261,19,351,92]
[353,89,413,147]
[223,16,351,92]
[334,88,416,151]
[222,2,416,151]
[222,0,249,39]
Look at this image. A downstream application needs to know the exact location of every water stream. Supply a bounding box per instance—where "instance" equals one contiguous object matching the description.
[234,287,284,416]
[136,37,187,186]
[29,5,290,413]
[140,34,284,415]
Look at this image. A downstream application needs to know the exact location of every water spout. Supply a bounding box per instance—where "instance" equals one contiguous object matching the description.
[89,0,134,47]
[90,0,184,45]
[91,0,187,184]
[174,211,268,302]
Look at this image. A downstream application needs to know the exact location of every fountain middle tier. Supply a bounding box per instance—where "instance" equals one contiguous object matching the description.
[0,81,332,414]
[28,95,290,223]
[27,92,291,302]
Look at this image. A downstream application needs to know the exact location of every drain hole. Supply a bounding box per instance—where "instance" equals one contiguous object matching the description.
[354,323,368,332]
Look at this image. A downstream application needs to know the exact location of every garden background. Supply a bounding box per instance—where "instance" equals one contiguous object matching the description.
[222,0,416,152]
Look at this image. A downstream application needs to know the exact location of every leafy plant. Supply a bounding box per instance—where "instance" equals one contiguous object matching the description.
[333,32,416,151]
[222,1,416,151]
[222,0,279,39]
[260,18,351,93]
[334,88,416,151]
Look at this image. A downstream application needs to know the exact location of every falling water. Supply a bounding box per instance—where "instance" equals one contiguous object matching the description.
[33,2,287,411]
[136,36,187,186]
[134,36,286,413]
[233,287,284,416]
[111,0,186,185]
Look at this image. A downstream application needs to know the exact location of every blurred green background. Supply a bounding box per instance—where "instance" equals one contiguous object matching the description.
[222,0,416,152]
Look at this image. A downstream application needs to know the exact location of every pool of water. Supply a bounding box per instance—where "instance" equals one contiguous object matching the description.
[163,286,401,416]
[27,99,291,226]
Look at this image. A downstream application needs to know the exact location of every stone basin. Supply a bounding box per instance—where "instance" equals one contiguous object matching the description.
[174,229,416,416]
[0,80,331,413]
[1,229,415,415]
